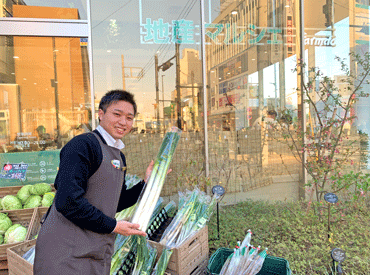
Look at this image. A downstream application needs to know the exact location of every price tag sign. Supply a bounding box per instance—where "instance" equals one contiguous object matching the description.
[324,192,338,204]
[0,163,28,180]
[212,185,225,196]
[331,248,345,262]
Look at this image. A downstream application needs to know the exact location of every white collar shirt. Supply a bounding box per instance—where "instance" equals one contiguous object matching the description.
[96,125,125,150]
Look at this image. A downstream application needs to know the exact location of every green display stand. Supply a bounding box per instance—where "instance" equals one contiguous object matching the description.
[207,247,291,275]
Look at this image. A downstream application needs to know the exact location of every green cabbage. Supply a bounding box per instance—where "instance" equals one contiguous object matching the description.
[4,225,27,244]
[0,198,2,210]
[17,185,33,204]
[0,213,12,234]
[23,195,42,209]
[4,224,21,240]
[41,192,55,207]
[30,183,52,196]
[2,195,22,210]
[0,235,3,245]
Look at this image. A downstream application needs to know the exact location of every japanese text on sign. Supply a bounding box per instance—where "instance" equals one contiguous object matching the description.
[0,163,28,180]
[141,19,283,45]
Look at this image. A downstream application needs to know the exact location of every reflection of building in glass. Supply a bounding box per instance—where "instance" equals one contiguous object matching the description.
[207,0,287,131]
[171,48,202,131]
[0,5,90,151]
[206,0,352,132]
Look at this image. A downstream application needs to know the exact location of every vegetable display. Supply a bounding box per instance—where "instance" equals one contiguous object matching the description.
[218,231,268,275]
[1,183,54,210]
[151,188,220,275]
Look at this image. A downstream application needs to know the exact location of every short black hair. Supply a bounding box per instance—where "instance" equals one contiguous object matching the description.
[99,89,137,115]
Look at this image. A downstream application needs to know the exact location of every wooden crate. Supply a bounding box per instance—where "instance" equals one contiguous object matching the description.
[148,226,209,275]
[26,207,48,241]
[164,258,208,275]
[6,239,36,275]
[0,208,35,260]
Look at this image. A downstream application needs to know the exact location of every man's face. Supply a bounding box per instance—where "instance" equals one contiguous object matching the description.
[98,100,135,140]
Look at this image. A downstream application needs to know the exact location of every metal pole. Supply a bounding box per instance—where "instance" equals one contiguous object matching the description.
[162,74,165,131]
[191,71,195,130]
[86,0,96,130]
[217,202,220,239]
[155,54,160,131]
[200,0,209,179]
[296,0,306,199]
[122,54,126,90]
[52,37,61,148]
[176,43,182,130]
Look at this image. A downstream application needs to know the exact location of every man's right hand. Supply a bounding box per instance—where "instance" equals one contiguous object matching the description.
[113,220,147,237]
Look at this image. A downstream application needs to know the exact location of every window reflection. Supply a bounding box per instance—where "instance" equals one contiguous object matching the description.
[1,0,87,20]
[0,36,90,153]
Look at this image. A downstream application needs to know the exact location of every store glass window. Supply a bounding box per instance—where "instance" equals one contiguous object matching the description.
[0,35,90,184]
[2,0,87,20]
[306,1,370,170]
[205,0,301,196]
[91,0,204,195]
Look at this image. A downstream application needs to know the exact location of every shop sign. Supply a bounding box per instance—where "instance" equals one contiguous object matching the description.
[304,35,336,47]
[140,18,284,45]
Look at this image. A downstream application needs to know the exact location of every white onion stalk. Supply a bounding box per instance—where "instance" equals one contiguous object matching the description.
[131,128,181,231]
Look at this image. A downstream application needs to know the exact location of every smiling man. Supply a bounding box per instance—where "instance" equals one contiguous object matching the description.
[34,90,152,275]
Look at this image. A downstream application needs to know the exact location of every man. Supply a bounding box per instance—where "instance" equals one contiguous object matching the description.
[252,109,277,130]
[34,90,152,275]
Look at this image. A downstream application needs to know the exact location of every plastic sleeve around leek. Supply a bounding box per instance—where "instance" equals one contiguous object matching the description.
[151,247,173,275]
[131,130,180,230]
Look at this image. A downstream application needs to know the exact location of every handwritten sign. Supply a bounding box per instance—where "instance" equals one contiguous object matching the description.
[0,163,28,180]
[331,248,346,262]
[324,192,338,204]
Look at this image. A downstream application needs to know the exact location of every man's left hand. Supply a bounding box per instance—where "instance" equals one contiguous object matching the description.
[144,160,172,183]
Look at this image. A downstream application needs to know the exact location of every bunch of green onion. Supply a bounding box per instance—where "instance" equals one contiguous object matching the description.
[160,188,220,248]
[218,231,268,275]
[153,188,220,274]
[131,235,157,275]
[111,198,164,275]
[131,127,181,232]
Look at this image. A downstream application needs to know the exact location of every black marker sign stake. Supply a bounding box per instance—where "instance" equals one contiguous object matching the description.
[212,185,225,240]
[331,248,345,275]
[324,193,339,242]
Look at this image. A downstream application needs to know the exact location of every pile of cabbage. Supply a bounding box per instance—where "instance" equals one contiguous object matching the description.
[0,183,55,211]
[0,213,27,244]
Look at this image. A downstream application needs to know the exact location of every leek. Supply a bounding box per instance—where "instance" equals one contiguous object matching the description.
[151,247,173,275]
[131,235,157,275]
[131,127,181,232]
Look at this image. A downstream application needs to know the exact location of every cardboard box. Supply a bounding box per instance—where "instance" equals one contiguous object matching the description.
[149,226,209,275]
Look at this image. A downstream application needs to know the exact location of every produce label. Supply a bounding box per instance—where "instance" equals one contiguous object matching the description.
[0,163,28,180]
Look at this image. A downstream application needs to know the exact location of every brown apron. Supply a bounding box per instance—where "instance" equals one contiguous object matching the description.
[34,132,125,275]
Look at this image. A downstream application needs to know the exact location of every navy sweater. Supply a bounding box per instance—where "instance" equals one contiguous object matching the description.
[53,130,144,234]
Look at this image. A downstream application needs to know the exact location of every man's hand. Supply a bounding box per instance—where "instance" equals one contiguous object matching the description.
[144,160,154,182]
[144,160,172,183]
[113,220,147,237]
